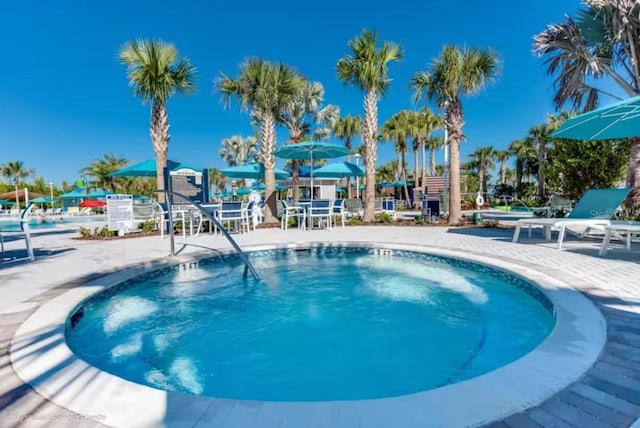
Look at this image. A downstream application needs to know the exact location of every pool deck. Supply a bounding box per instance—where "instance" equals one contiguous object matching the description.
[1,223,640,427]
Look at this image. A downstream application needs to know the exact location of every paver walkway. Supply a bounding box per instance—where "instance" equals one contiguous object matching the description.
[1,224,639,427]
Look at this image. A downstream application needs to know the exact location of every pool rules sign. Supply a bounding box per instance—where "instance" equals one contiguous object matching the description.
[107,194,134,232]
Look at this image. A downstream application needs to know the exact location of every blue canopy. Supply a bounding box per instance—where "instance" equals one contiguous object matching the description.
[312,161,365,178]
[252,182,287,191]
[29,197,56,203]
[551,95,640,140]
[273,142,348,200]
[109,159,202,177]
[0,199,15,205]
[58,189,88,199]
[273,142,349,160]
[85,190,116,198]
[221,163,290,180]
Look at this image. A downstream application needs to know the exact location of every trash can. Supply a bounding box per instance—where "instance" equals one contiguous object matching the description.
[472,212,483,225]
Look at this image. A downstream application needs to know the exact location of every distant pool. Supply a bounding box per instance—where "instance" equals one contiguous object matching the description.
[0,215,106,232]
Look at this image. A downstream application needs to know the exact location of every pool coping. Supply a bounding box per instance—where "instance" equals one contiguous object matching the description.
[10,241,606,428]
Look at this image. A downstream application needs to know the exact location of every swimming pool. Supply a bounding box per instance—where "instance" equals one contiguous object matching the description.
[0,215,106,231]
[66,247,555,402]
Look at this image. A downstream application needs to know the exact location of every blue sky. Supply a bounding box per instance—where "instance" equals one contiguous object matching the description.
[1,0,588,185]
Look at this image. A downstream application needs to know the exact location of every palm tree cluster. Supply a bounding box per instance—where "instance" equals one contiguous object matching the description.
[119,32,501,224]
[533,0,640,206]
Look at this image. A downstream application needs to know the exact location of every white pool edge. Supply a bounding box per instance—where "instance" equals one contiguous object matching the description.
[10,241,606,428]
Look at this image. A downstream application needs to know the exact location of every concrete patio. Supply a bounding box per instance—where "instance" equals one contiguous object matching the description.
[1,222,639,427]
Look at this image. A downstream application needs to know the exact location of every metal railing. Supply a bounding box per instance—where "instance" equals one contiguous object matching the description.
[163,190,260,281]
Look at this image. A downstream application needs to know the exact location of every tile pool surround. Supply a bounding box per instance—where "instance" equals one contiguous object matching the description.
[10,242,606,428]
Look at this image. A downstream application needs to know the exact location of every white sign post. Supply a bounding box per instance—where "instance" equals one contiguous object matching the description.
[107,194,134,234]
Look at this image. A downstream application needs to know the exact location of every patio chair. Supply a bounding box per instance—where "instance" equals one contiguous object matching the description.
[308,199,332,230]
[0,206,35,261]
[280,200,305,231]
[216,201,248,234]
[533,195,573,218]
[331,199,346,228]
[344,199,364,218]
[598,221,640,255]
[512,188,630,249]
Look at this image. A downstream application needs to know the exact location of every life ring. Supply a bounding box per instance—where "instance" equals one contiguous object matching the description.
[475,194,485,207]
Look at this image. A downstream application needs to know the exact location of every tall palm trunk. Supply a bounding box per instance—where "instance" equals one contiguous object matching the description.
[478,169,485,196]
[346,137,353,199]
[430,150,436,177]
[628,137,640,208]
[537,142,546,202]
[363,90,378,222]
[448,100,464,225]
[413,144,419,207]
[401,150,411,204]
[151,99,170,204]
[291,160,300,201]
[261,113,278,223]
[14,181,19,208]
[421,140,427,194]
[500,161,506,184]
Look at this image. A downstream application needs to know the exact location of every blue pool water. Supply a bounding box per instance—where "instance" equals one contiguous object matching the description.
[66,248,555,401]
[0,215,106,232]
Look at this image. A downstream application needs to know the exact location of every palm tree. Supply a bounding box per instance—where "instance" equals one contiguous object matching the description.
[280,80,339,201]
[527,123,553,201]
[333,114,363,198]
[1,161,34,206]
[337,29,403,221]
[412,45,500,224]
[217,58,303,223]
[381,111,412,202]
[494,150,511,185]
[119,39,196,203]
[533,1,640,205]
[426,136,444,177]
[219,135,258,166]
[508,138,538,193]
[403,109,442,198]
[469,146,495,196]
[333,114,363,152]
[376,162,396,183]
[81,154,130,192]
[207,168,227,194]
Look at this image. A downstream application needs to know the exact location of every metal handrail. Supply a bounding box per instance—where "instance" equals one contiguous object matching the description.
[162,190,260,281]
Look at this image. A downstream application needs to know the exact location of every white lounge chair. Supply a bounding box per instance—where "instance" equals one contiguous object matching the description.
[598,221,640,255]
[512,188,630,249]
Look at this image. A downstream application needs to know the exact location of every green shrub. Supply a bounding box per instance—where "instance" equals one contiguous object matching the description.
[375,212,392,224]
[138,220,156,233]
[78,226,92,238]
[483,220,500,228]
[346,216,361,226]
[96,225,116,238]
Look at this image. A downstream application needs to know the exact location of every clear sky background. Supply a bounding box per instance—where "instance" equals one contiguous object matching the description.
[1,0,589,185]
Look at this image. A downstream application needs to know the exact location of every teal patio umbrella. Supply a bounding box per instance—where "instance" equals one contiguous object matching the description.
[312,161,365,178]
[30,197,56,203]
[85,190,116,198]
[220,163,290,180]
[58,189,88,199]
[109,159,202,177]
[551,95,640,140]
[251,182,287,191]
[273,142,349,200]
[0,199,14,206]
